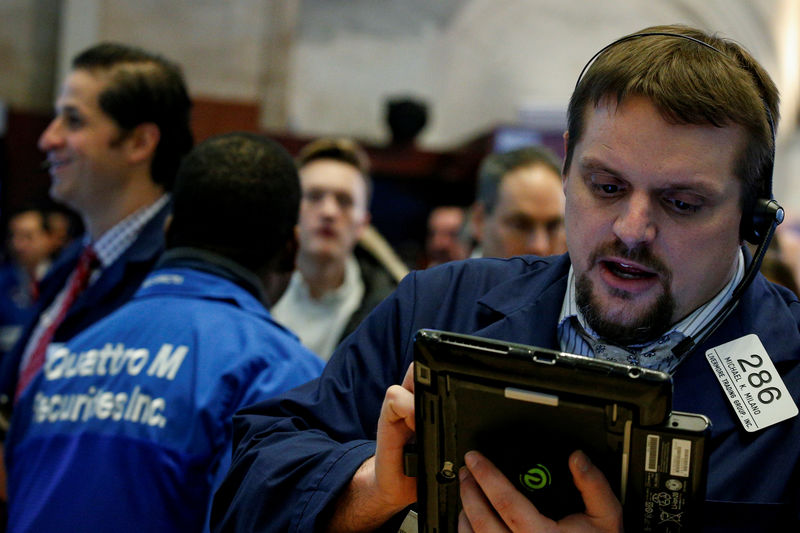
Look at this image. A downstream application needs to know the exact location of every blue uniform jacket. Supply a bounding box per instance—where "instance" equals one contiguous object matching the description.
[212,254,800,532]
[5,254,324,533]
[0,201,171,404]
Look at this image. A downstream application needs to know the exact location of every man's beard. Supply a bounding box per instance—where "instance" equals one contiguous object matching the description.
[575,240,675,346]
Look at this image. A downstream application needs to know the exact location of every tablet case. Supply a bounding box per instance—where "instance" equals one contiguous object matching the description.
[409,329,709,532]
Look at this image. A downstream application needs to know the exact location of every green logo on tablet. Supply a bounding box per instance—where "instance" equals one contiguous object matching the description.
[521,464,551,491]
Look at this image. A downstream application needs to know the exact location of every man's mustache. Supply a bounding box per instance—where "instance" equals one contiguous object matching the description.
[587,239,669,277]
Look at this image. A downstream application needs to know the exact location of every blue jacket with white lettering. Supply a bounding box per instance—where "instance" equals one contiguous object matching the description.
[4,249,324,533]
[0,200,171,408]
[212,253,800,533]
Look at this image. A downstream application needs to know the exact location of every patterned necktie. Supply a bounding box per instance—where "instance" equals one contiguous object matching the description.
[15,246,99,401]
[570,317,685,372]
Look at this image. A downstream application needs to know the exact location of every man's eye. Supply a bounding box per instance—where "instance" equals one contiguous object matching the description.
[64,113,84,129]
[505,219,530,232]
[335,194,354,209]
[303,191,324,202]
[591,182,620,195]
[665,196,701,214]
[546,219,564,234]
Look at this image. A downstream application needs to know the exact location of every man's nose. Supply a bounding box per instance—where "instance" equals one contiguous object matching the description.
[525,226,551,256]
[319,193,340,216]
[613,193,657,249]
[38,118,63,152]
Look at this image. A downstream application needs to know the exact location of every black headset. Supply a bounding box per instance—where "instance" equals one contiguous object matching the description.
[573,31,785,359]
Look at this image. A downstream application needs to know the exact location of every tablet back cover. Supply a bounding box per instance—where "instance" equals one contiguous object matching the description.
[413,329,674,532]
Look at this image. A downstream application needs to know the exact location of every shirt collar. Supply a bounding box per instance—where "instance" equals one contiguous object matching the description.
[293,255,362,304]
[87,194,170,268]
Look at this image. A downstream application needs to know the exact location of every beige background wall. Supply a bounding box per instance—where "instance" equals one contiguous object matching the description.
[2,0,800,207]
[0,0,60,112]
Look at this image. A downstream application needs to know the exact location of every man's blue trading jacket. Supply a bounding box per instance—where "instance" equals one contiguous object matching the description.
[212,253,800,533]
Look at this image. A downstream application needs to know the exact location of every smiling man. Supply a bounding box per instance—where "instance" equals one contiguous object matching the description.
[0,43,192,413]
[213,25,800,533]
[4,132,324,533]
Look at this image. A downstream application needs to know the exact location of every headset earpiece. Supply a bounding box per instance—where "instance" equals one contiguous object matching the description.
[742,198,784,245]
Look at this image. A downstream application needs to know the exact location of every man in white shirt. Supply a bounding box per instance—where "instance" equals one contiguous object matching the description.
[272,138,399,360]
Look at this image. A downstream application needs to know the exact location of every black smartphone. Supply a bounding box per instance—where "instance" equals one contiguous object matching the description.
[626,411,712,532]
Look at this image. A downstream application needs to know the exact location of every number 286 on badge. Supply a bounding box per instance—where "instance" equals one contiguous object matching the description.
[706,334,798,432]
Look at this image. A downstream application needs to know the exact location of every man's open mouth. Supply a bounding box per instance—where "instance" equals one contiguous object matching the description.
[602,260,657,280]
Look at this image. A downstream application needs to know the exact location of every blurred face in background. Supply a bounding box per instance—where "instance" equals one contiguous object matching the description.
[477,163,566,258]
[425,206,468,266]
[8,211,55,273]
[297,159,369,264]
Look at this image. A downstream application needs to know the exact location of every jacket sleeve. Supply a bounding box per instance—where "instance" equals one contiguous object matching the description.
[210,272,420,533]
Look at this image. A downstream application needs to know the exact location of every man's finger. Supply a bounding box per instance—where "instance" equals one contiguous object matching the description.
[459,464,508,532]
[463,451,552,531]
[381,384,415,432]
[401,362,415,393]
[569,450,623,526]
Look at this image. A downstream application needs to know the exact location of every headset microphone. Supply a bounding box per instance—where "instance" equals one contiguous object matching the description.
[671,199,783,359]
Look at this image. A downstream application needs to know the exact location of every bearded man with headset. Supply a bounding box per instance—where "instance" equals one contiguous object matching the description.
[212,25,799,533]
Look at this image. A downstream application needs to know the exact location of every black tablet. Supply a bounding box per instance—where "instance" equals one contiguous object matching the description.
[409,329,710,532]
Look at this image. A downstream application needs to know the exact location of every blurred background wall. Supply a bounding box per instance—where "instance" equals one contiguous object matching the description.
[2,0,799,261]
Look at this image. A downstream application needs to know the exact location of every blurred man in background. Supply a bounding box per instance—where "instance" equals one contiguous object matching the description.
[0,206,57,357]
[272,138,402,361]
[423,205,468,267]
[471,145,566,258]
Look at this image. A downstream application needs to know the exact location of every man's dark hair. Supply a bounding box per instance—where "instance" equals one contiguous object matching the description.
[7,203,50,233]
[45,202,85,242]
[477,146,562,214]
[166,132,300,273]
[565,24,779,215]
[72,42,194,190]
[296,137,373,200]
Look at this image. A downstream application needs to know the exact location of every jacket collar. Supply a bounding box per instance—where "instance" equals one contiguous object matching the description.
[473,254,571,349]
[156,247,267,305]
[470,251,799,364]
[136,263,273,324]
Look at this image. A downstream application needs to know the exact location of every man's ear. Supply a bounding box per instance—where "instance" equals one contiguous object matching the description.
[125,123,160,165]
[262,228,299,306]
[277,226,300,273]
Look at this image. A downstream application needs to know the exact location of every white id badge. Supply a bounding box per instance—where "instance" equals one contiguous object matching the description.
[706,334,798,432]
